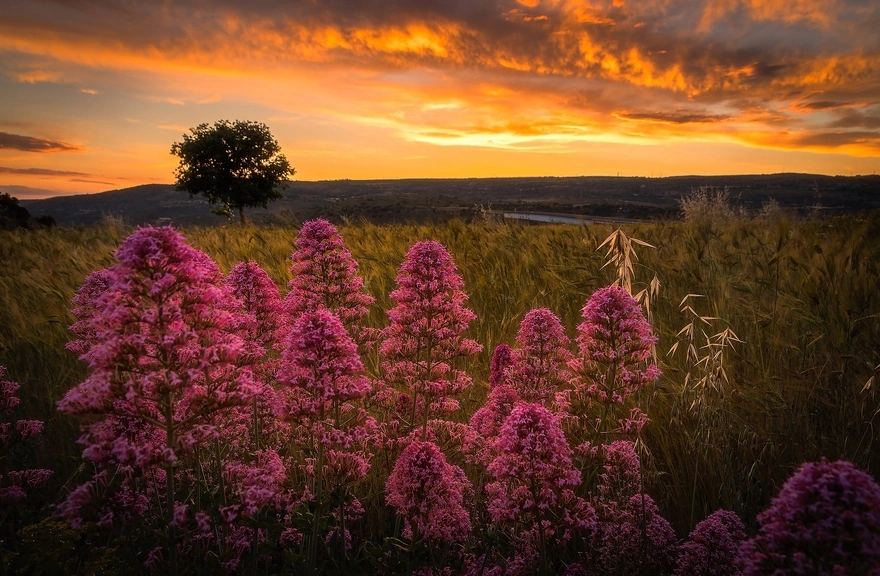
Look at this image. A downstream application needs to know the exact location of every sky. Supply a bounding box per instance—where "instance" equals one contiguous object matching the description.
[1,0,879,198]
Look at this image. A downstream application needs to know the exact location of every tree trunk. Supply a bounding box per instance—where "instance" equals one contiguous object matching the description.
[238,206,246,225]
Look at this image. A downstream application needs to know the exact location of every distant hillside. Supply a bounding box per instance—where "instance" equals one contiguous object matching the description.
[18,174,880,227]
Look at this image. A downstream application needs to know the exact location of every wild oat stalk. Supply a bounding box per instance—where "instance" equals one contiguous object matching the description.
[669,293,743,527]
[597,228,655,296]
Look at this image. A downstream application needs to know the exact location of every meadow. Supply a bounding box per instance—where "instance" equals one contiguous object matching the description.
[1,206,879,574]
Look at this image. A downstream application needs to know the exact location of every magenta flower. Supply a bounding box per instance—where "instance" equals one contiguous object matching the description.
[594,440,642,505]
[227,260,284,351]
[589,492,679,576]
[470,385,522,443]
[509,308,573,404]
[468,385,521,464]
[676,509,746,576]
[380,240,482,439]
[486,403,593,572]
[277,308,376,567]
[571,285,659,403]
[284,218,374,329]
[489,343,514,389]
[386,440,472,543]
[1,365,53,511]
[66,268,114,357]
[277,309,370,418]
[56,226,261,572]
[738,459,880,575]
[561,286,659,441]
[486,403,584,524]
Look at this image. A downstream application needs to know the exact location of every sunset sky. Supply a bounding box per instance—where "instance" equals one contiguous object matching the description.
[2,0,879,198]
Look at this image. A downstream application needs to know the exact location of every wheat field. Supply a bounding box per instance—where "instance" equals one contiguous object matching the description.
[1,212,878,536]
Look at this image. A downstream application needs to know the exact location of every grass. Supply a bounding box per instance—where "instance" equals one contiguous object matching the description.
[1,212,878,536]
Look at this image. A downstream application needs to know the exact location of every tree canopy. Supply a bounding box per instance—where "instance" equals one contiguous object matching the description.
[171,120,294,224]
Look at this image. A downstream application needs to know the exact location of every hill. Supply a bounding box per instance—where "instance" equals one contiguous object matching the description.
[17,173,880,227]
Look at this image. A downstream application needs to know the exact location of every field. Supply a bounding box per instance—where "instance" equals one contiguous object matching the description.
[1,209,879,573]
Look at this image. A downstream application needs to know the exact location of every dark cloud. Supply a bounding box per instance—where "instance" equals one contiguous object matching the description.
[802,100,852,110]
[0,166,90,176]
[0,131,80,152]
[69,178,115,185]
[829,110,880,129]
[618,110,731,124]
[794,130,880,148]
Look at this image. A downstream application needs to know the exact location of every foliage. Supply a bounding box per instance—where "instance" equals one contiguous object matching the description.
[170,120,294,224]
[0,193,54,230]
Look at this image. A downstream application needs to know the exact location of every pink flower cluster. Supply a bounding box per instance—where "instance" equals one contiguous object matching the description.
[489,343,513,389]
[227,260,284,351]
[509,308,573,404]
[0,365,52,507]
[571,285,659,403]
[738,459,880,575]
[277,309,370,418]
[675,509,746,576]
[486,403,593,540]
[285,218,374,328]
[380,241,481,436]
[386,440,472,543]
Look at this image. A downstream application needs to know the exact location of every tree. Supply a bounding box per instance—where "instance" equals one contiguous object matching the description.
[170,120,295,224]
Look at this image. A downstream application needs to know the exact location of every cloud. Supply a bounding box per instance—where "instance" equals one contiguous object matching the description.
[793,130,880,149]
[0,0,878,161]
[69,178,116,185]
[0,166,90,177]
[617,110,731,124]
[0,132,81,153]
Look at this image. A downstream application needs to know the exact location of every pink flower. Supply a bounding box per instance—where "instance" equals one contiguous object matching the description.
[509,308,573,404]
[284,218,374,328]
[56,227,262,563]
[589,492,678,576]
[738,459,880,575]
[1,366,21,414]
[380,241,482,437]
[386,440,472,543]
[676,509,745,576]
[277,309,370,417]
[570,286,659,404]
[66,268,114,357]
[489,343,514,389]
[0,366,52,509]
[485,402,593,569]
[227,261,284,350]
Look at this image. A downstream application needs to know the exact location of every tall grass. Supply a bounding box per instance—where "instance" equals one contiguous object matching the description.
[1,212,878,535]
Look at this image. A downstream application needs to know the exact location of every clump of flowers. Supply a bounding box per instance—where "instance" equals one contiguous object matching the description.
[380,240,482,441]
[66,268,113,358]
[675,509,745,576]
[467,385,521,464]
[57,226,261,573]
[1,366,52,508]
[276,308,376,569]
[738,459,880,575]
[486,403,593,573]
[284,218,374,331]
[489,343,514,389]
[227,261,284,352]
[386,440,472,544]
[589,493,678,576]
[561,285,659,443]
[509,308,572,404]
